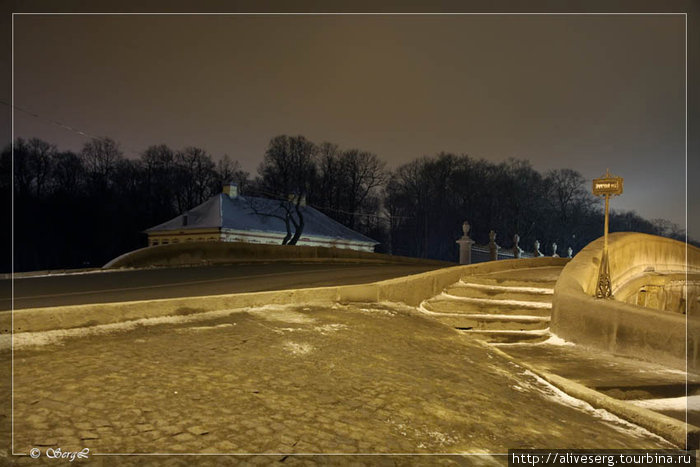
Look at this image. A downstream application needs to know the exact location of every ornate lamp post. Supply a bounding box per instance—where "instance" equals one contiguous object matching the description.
[592,169,624,299]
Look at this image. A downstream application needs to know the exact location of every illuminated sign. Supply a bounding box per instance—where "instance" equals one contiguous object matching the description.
[592,177,623,196]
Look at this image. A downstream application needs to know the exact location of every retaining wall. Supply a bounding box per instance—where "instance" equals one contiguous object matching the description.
[103,241,451,269]
[551,232,700,370]
[3,257,567,334]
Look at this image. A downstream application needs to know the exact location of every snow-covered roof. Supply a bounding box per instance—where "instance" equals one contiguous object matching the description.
[146,194,378,245]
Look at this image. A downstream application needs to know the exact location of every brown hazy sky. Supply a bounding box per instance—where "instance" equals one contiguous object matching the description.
[5,12,691,234]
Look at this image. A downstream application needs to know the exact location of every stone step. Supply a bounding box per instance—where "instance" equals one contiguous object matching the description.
[445,285,554,303]
[451,280,554,295]
[437,292,552,310]
[422,299,552,317]
[460,275,559,289]
[457,328,551,344]
[480,266,565,282]
[421,265,563,344]
[428,314,550,331]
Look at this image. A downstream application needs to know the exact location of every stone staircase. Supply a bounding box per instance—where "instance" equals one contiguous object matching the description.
[419,266,564,344]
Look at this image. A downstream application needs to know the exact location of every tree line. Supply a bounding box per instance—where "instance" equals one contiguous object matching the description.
[0,135,687,272]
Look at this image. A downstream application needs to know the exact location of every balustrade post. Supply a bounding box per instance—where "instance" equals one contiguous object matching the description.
[488,230,500,261]
[534,240,544,257]
[513,234,523,259]
[456,221,475,265]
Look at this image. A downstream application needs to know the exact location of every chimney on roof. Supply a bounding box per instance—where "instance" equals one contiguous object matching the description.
[223,182,238,199]
[182,213,188,226]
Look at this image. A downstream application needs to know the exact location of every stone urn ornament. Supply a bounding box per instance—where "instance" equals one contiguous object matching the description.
[488,230,500,261]
[512,234,523,259]
[534,240,544,257]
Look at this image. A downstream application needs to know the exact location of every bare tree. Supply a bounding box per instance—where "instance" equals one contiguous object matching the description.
[338,149,386,229]
[80,137,123,185]
[316,142,342,214]
[257,135,317,245]
[26,138,56,197]
[51,150,84,196]
[544,168,590,223]
[11,138,32,197]
[174,146,216,211]
[214,154,249,193]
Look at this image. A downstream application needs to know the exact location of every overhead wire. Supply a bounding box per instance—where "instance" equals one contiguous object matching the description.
[0,100,142,156]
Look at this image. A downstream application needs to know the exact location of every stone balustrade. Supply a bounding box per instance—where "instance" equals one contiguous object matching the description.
[456,222,573,265]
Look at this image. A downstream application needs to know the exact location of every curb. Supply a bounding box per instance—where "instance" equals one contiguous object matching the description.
[488,345,700,450]
[2,258,565,335]
[1,265,467,334]
[2,257,453,280]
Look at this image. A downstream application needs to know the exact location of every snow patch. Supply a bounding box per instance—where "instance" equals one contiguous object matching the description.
[283,341,313,355]
[539,334,576,346]
[440,292,552,309]
[272,327,304,334]
[629,395,700,411]
[416,302,461,317]
[313,324,348,334]
[12,269,114,279]
[520,370,672,444]
[358,307,396,316]
[455,280,554,294]
[6,303,316,350]
[461,328,550,335]
[461,314,548,322]
[247,306,316,324]
[178,323,233,332]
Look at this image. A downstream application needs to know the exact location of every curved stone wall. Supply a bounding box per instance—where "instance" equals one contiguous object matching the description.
[551,232,700,370]
[103,241,450,269]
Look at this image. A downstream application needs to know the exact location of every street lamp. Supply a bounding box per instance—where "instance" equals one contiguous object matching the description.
[592,169,624,299]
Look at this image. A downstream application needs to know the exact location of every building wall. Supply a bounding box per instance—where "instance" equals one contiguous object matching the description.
[148,229,222,246]
[148,228,375,252]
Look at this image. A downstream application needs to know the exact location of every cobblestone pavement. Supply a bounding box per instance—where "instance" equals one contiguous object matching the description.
[2,301,674,465]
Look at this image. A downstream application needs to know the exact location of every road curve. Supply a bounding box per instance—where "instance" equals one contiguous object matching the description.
[1,262,449,310]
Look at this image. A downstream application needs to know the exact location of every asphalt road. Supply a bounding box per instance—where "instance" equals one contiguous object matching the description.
[1,262,448,310]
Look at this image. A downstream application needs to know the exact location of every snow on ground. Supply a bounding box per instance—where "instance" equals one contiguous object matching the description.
[440,292,552,309]
[456,314,548,321]
[629,395,700,411]
[3,303,321,350]
[495,333,575,347]
[248,306,316,324]
[417,302,548,321]
[178,323,234,332]
[538,334,576,346]
[283,341,314,356]
[463,328,550,335]
[518,369,672,444]
[6,269,115,279]
[455,280,554,294]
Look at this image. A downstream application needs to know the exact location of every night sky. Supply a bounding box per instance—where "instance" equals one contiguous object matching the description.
[3,10,694,237]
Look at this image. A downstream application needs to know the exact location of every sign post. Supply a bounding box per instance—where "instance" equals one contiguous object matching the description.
[592,169,623,299]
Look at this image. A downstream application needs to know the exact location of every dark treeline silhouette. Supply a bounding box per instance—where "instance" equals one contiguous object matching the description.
[1,135,689,272]
[3,137,248,272]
